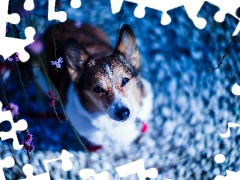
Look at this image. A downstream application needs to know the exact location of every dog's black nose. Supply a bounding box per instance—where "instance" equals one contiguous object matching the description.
[115,107,130,121]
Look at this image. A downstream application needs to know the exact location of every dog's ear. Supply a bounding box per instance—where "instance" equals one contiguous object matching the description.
[115,24,140,70]
[64,38,90,84]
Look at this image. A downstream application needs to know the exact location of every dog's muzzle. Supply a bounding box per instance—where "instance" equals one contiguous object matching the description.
[115,107,130,121]
[108,102,131,122]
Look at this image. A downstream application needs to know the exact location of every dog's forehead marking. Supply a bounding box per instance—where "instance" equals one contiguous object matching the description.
[87,57,132,91]
[105,63,113,80]
[104,62,119,97]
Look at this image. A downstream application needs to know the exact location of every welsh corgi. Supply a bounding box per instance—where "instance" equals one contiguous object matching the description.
[33,21,153,150]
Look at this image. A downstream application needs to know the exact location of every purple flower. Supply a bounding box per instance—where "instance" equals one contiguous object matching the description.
[7,53,20,61]
[22,132,34,153]
[23,142,35,153]
[2,103,20,118]
[25,132,33,143]
[51,57,63,68]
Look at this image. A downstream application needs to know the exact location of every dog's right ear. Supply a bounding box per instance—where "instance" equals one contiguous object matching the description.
[114,24,140,71]
[64,38,90,84]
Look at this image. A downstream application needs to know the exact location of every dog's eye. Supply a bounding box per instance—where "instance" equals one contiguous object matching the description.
[93,86,105,94]
[121,78,129,87]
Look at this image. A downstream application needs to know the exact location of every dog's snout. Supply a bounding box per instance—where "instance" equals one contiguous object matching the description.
[115,107,130,121]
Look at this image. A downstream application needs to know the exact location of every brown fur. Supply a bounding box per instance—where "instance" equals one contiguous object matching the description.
[40,21,113,104]
[41,21,144,115]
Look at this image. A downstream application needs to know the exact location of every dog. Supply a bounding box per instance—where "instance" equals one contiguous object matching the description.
[32,21,153,150]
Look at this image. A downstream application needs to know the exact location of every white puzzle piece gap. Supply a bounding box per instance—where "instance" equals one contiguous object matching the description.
[215,170,240,180]
[21,164,51,180]
[0,0,35,62]
[0,156,15,180]
[21,149,74,180]
[116,159,158,180]
[79,169,109,180]
[43,149,74,172]
[214,154,226,164]
[110,0,207,28]
[24,0,35,11]
[0,0,240,179]
[231,83,240,96]
[70,0,81,9]
[219,122,240,138]
[110,0,240,35]
[216,83,240,180]
[48,0,67,22]
[0,102,28,150]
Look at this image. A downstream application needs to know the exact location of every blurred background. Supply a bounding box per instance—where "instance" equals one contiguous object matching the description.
[1,0,240,179]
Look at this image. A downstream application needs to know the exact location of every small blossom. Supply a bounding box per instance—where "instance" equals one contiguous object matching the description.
[48,90,58,106]
[7,53,20,61]
[23,142,35,153]
[49,100,56,107]
[141,122,148,133]
[75,22,82,28]
[51,57,63,68]
[22,132,34,153]
[24,132,33,143]
[2,103,20,118]
[48,90,58,100]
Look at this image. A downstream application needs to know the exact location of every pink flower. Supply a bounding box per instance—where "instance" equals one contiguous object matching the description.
[2,103,20,118]
[7,53,20,61]
[48,90,58,106]
[141,122,148,133]
[51,57,63,68]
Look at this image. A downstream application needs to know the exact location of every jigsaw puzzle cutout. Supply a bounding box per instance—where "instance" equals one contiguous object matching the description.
[197,2,239,35]
[116,159,158,180]
[71,0,81,9]
[214,151,240,180]
[217,83,240,138]
[0,156,15,180]
[110,0,240,36]
[214,154,225,164]
[219,122,240,138]
[79,169,109,180]
[0,0,238,62]
[79,159,158,180]
[215,170,240,180]
[20,149,74,180]
[213,83,240,179]
[24,0,34,11]
[0,0,35,62]
[0,0,240,179]
[48,0,67,22]
[0,0,78,62]
[0,101,28,150]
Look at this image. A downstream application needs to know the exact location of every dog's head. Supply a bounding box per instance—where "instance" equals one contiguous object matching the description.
[64,24,143,122]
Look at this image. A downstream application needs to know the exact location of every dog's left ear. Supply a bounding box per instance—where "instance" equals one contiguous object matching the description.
[114,24,140,70]
[64,38,91,85]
